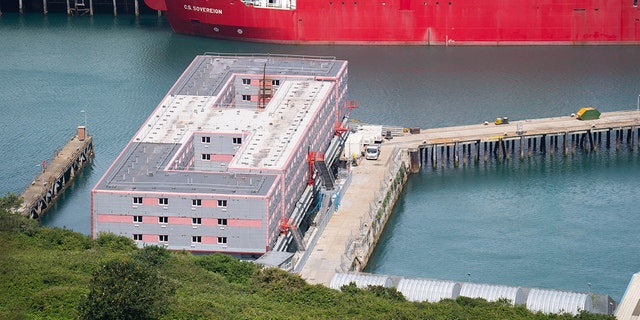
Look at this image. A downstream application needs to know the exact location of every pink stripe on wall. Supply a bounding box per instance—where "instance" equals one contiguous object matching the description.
[142,197,157,205]
[171,217,192,225]
[202,199,218,207]
[202,218,220,226]
[97,214,132,223]
[228,219,262,228]
[211,154,233,162]
[202,236,219,244]
[142,234,156,242]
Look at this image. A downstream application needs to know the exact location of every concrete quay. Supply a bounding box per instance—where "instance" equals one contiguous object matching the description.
[300,141,408,285]
[299,110,640,287]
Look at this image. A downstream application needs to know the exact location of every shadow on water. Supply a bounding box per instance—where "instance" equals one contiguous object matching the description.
[39,161,95,233]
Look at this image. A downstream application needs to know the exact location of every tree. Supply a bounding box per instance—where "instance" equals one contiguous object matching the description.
[0,192,22,211]
[77,258,176,320]
[0,193,36,234]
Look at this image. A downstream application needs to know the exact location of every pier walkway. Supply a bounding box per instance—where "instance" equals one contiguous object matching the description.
[393,109,639,148]
[18,127,93,219]
[299,110,640,286]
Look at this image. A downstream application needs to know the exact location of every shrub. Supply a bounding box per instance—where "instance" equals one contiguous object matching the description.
[77,258,176,320]
[366,285,406,302]
[34,227,93,250]
[132,245,170,267]
[194,253,259,284]
[95,232,137,252]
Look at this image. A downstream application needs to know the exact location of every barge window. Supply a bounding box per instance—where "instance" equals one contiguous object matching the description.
[217,237,227,244]
[201,136,210,143]
[218,218,228,226]
[233,137,242,144]
[133,234,142,241]
[159,216,168,224]
[242,78,251,85]
[634,0,638,7]
[218,200,227,207]
[271,79,280,85]
[133,216,143,223]
[242,94,251,101]
[192,217,202,225]
[192,199,202,207]
[202,154,211,160]
[159,198,168,205]
[192,236,202,243]
[133,197,142,204]
[159,235,168,242]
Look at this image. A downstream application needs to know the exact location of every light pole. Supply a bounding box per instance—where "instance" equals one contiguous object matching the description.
[81,110,86,127]
[637,94,639,112]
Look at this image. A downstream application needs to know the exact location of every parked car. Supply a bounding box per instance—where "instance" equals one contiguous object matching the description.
[365,145,380,160]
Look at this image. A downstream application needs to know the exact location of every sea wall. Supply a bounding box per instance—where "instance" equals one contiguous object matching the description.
[339,147,408,272]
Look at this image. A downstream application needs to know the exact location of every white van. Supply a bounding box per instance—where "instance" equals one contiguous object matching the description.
[365,145,380,160]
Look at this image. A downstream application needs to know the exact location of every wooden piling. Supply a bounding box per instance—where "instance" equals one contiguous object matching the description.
[431,146,436,168]
[453,143,459,167]
[408,148,420,173]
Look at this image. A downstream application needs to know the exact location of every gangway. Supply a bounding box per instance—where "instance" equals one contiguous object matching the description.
[290,226,305,251]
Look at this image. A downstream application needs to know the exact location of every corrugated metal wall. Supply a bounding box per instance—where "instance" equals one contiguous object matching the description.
[397,278,461,302]
[526,288,593,315]
[329,273,393,289]
[460,283,526,305]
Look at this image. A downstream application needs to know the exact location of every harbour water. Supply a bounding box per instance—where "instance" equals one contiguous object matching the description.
[1,12,639,303]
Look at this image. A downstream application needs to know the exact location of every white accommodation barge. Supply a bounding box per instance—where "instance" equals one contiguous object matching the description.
[92,53,350,256]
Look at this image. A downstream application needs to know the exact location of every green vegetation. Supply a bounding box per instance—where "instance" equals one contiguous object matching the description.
[0,194,615,319]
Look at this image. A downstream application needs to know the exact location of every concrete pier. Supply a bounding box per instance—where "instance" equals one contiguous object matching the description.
[300,144,408,285]
[299,110,640,287]
[400,110,639,171]
[17,126,93,219]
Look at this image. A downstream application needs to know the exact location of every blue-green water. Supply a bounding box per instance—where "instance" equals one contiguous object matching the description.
[1,12,639,302]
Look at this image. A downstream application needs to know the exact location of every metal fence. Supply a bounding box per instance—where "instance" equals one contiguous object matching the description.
[293,168,353,273]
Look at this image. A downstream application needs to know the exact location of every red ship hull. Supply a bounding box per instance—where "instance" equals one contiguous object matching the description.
[146,0,640,45]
